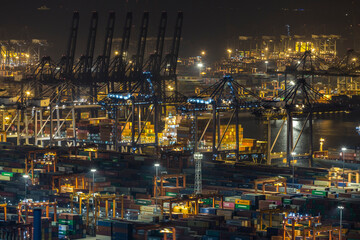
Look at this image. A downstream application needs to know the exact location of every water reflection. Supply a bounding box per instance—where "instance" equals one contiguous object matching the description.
[240,111,360,153]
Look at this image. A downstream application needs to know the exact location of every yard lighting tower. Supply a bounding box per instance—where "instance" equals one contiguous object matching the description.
[154,163,160,212]
[338,206,344,240]
[90,169,96,193]
[194,152,203,194]
[341,147,346,189]
[197,63,203,77]
[23,174,29,200]
[265,61,269,73]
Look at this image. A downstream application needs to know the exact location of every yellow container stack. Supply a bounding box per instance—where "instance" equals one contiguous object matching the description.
[219,125,244,150]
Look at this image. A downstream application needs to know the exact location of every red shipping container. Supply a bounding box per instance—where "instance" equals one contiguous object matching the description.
[223,202,235,209]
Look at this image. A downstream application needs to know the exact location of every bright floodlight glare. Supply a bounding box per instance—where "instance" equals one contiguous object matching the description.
[23,174,29,178]
[265,61,269,64]
[341,147,347,151]
[90,169,97,172]
[291,152,296,156]
[154,163,160,167]
[197,63,203,68]
[338,206,344,210]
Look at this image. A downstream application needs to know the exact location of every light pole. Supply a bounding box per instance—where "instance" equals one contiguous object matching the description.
[25,91,31,106]
[341,147,346,189]
[154,163,160,212]
[291,152,296,193]
[23,174,29,200]
[90,169,96,193]
[227,49,232,59]
[197,63,203,78]
[265,61,269,73]
[338,206,344,240]
[319,138,325,152]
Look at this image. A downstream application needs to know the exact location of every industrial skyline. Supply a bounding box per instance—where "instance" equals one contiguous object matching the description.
[0,0,359,60]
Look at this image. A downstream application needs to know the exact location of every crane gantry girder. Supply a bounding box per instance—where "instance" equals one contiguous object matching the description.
[158,12,184,101]
[163,12,183,77]
[130,12,149,78]
[55,11,80,81]
[110,12,133,92]
[185,75,262,111]
[145,12,168,98]
[74,11,99,83]
[92,11,116,96]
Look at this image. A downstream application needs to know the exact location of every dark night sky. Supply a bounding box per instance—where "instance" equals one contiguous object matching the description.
[0,0,357,61]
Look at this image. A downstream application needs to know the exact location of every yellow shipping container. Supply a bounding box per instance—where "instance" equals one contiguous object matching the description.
[12,168,24,173]
[235,199,251,205]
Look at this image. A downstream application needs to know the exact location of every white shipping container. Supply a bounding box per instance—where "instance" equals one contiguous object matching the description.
[58,167,65,172]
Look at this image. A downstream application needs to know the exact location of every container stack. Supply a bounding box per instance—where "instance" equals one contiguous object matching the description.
[112,221,134,240]
[219,124,244,150]
[140,122,155,144]
[96,220,134,240]
[58,213,85,239]
[97,219,112,236]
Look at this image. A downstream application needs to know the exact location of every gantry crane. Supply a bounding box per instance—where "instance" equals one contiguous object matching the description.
[258,207,295,231]
[263,50,357,166]
[159,193,224,221]
[282,213,321,240]
[110,12,133,92]
[18,200,57,224]
[52,173,87,194]
[0,11,185,150]
[25,149,57,184]
[254,176,287,194]
[153,173,186,197]
[328,167,360,187]
[183,74,261,160]
[70,192,125,230]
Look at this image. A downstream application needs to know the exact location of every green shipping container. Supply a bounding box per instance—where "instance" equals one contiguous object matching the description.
[235,204,251,210]
[1,172,13,177]
[58,219,68,224]
[166,192,178,197]
[58,220,76,225]
[202,198,213,205]
[312,190,327,196]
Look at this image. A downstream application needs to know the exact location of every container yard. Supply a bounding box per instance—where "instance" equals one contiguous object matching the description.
[0,145,358,239]
[0,1,359,240]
